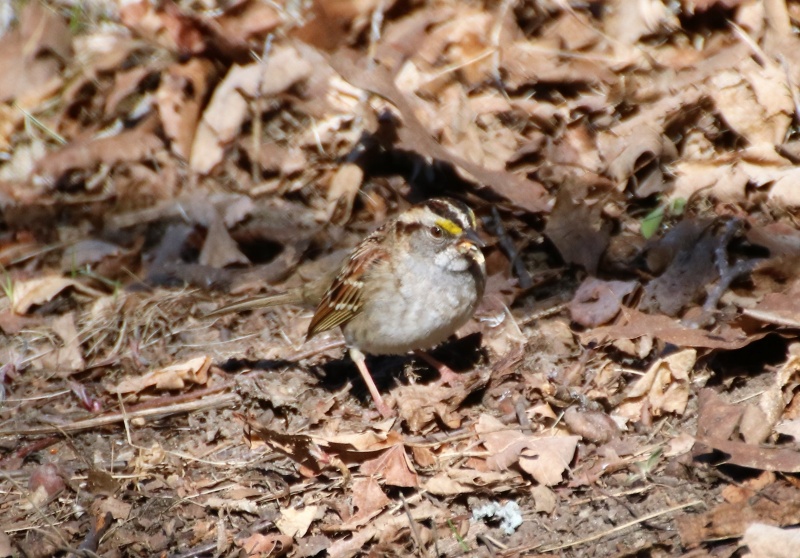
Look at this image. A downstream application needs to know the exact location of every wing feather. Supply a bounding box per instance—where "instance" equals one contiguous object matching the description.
[306,236,388,339]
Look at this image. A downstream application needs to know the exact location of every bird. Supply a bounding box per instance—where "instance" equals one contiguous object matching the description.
[207,197,487,417]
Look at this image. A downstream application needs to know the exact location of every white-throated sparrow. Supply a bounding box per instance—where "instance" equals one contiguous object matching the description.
[208,197,486,417]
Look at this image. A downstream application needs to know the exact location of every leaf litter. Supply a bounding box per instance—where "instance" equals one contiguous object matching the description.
[2,0,800,556]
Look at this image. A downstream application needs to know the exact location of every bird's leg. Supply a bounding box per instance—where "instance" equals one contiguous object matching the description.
[349,347,395,418]
[413,349,462,385]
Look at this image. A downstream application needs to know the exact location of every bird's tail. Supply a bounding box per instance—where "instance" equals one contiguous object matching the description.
[204,291,303,318]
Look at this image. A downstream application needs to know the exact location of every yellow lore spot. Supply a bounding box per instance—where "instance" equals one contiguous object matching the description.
[435,218,463,236]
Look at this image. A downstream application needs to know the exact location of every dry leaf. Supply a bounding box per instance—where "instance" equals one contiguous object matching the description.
[50,312,85,372]
[61,239,123,270]
[236,533,293,557]
[424,468,521,496]
[677,483,800,547]
[120,0,202,53]
[501,39,616,89]
[544,187,611,274]
[0,533,12,558]
[190,46,313,173]
[617,349,696,420]
[242,418,331,477]
[322,429,403,452]
[35,116,163,180]
[104,66,150,115]
[516,436,581,485]
[215,1,282,44]
[604,0,679,45]
[582,308,757,350]
[710,57,793,150]
[277,506,319,538]
[27,463,65,507]
[640,218,721,316]
[110,356,211,394]
[694,436,800,473]
[697,388,743,441]
[671,158,748,202]
[199,211,250,268]
[743,523,800,558]
[393,382,464,432]
[327,500,443,558]
[327,163,363,224]
[12,276,102,315]
[327,49,551,213]
[476,414,578,486]
[531,484,557,514]
[296,536,332,558]
[569,278,638,328]
[740,404,771,445]
[95,496,133,521]
[156,58,215,159]
[336,477,390,530]
[745,290,800,328]
[0,2,69,107]
[360,444,419,488]
[775,419,800,440]
[411,446,436,468]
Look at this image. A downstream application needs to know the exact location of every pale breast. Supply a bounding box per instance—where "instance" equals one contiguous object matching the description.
[342,254,480,355]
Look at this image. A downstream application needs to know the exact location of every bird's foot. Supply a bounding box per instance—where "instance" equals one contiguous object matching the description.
[413,350,462,386]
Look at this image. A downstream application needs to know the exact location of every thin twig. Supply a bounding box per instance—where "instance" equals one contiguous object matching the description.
[250,34,274,185]
[477,534,499,557]
[400,493,427,558]
[483,534,508,550]
[489,0,514,94]
[0,390,239,437]
[14,102,67,144]
[169,541,218,558]
[486,206,532,289]
[567,486,652,507]
[368,0,385,62]
[520,302,569,326]
[284,338,346,361]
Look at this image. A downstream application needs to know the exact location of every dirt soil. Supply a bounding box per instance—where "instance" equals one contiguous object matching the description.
[2,1,800,557]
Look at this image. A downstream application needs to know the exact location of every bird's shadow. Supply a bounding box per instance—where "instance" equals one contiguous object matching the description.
[317,332,485,397]
[217,357,297,373]
[216,333,485,406]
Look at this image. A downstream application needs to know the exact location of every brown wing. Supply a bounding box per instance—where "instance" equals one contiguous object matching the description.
[306,236,388,339]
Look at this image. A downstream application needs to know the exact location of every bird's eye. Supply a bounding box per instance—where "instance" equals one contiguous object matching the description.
[429,226,443,238]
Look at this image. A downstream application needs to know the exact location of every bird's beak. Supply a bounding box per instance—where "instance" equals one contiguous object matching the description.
[457,229,485,254]
[462,229,485,248]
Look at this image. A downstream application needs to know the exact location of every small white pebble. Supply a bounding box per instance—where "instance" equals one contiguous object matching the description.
[471,501,523,535]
